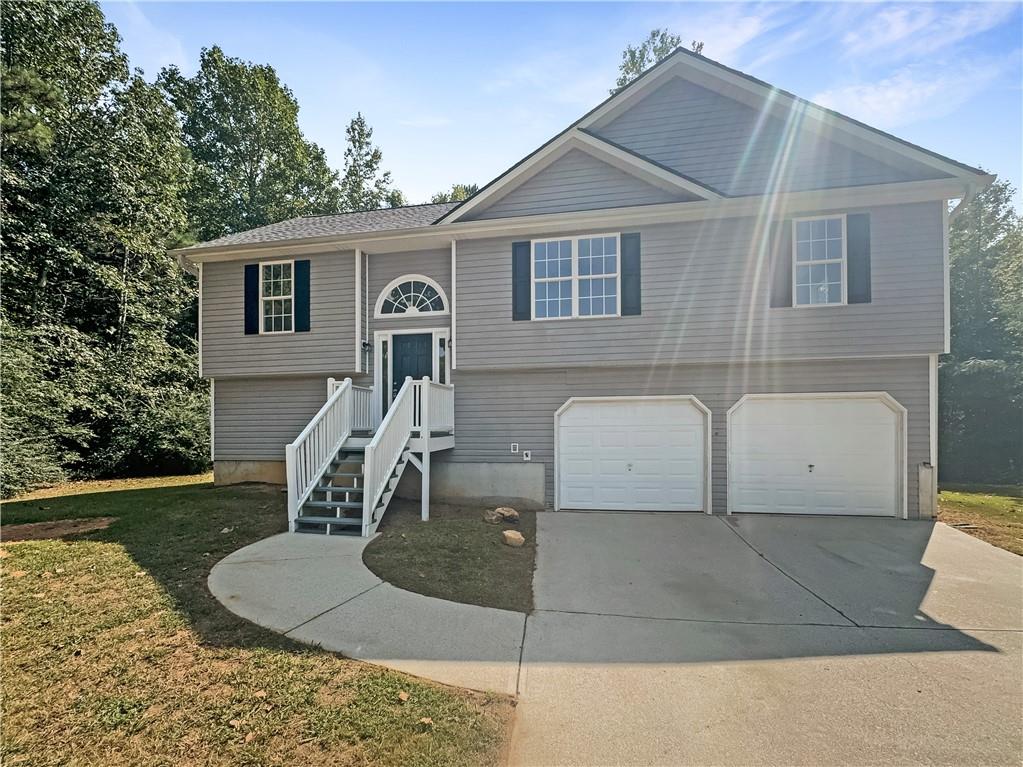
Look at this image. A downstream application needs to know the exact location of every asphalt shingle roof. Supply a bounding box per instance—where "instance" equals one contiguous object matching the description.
[189,202,459,250]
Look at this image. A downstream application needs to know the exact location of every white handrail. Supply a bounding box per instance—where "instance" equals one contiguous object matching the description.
[361,376,415,535]
[329,377,377,432]
[286,377,354,531]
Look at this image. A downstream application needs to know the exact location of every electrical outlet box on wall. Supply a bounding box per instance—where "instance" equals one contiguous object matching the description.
[522,450,531,461]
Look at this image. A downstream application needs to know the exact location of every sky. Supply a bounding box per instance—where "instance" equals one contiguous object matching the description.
[103,1,1022,207]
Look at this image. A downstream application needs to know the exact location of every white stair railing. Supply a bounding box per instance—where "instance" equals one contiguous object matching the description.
[328,378,377,432]
[286,377,354,531]
[361,376,415,536]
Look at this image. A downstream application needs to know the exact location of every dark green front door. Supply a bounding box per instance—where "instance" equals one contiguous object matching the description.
[391,333,433,402]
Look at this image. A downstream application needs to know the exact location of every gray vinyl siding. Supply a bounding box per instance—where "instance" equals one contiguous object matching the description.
[592,77,946,197]
[365,247,452,382]
[213,375,331,461]
[202,251,357,378]
[467,148,694,221]
[439,356,930,517]
[454,201,945,370]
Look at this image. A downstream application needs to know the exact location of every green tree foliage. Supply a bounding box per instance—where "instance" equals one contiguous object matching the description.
[613,30,704,94]
[159,46,343,242]
[339,112,405,210]
[430,183,478,203]
[1,0,208,496]
[940,179,1023,484]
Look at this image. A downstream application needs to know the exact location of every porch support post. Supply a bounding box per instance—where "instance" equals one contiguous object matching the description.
[285,444,298,532]
[420,376,430,521]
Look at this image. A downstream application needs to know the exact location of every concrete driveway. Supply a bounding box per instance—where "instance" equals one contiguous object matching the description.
[512,513,1023,766]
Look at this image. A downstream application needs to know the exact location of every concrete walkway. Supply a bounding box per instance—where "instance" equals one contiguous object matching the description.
[209,533,525,694]
[210,515,1023,766]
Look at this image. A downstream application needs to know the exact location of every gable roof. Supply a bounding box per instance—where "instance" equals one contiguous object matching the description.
[188,202,458,250]
[437,47,990,224]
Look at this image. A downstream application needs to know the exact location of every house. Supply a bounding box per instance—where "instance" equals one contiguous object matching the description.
[175,49,993,536]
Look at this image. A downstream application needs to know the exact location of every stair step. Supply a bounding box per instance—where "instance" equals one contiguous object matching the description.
[314,485,363,494]
[295,516,362,527]
[338,445,365,454]
[325,471,363,479]
[303,500,363,510]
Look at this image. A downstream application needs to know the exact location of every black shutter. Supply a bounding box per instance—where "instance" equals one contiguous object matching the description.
[244,264,259,334]
[846,213,871,304]
[294,259,311,331]
[512,241,531,320]
[620,232,641,316]
[769,220,793,308]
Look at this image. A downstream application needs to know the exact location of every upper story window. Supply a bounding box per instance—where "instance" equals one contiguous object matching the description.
[374,274,448,317]
[533,234,619,319]
[261,261,293,333]
[793,216,846,307]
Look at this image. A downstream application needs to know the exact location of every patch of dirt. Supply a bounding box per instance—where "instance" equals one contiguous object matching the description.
[2,517,117,542]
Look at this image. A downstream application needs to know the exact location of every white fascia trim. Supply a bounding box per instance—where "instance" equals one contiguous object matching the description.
[942,203,951,353]
[726,392,908,519]
[553,395,712,514]
[580,55,992,186]
[450,239,457,370]
[436,130,719,225]
[178,177,971,265]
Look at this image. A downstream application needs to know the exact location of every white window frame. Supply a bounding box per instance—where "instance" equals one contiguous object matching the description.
[530,233,621,321]
[258,259,295,334]
[373,273,450,319]
[791,214,847,309]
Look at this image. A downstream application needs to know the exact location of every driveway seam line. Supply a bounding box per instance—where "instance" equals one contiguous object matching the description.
[717,516,861,627]
[282,581,384,635]
[515,615,529,696]
[533,608,1022,633]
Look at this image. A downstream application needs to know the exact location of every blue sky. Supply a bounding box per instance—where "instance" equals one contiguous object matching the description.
[104,1,1022,207]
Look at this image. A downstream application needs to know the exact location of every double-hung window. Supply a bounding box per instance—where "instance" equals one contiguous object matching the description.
[260,261,294,333]
[532,234,619,319]
[793,216,845,307]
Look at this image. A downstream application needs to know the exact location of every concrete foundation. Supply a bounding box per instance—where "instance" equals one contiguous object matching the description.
[396,460,545,510]
[214,460,286,486]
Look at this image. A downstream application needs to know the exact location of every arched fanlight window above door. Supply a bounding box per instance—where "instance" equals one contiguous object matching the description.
[374,274,449,317]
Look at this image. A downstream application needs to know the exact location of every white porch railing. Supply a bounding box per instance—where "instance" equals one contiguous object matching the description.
[419,380,455,434]
[362,376,415,535]
[328,377,377,432]
[286,377,356,531]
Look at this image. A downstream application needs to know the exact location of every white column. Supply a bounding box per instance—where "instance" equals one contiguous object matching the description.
[450,239,457,370]
[354,249,362,372]
[420,376,430,521]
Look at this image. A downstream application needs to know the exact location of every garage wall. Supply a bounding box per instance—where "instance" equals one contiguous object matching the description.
[439,356,930,517]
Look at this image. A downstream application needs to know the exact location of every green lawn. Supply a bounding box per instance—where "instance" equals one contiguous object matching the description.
[0,476,512,766]
[364,499,536,613]
[938,485,1023,556]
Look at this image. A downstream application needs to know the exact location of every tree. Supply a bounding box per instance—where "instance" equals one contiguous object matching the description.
[612,30,704,94]
[159,46,342,242]
[339,112,405,210]
[1,0,209,495]
[939,179,1023,484]
[430,183,478,203]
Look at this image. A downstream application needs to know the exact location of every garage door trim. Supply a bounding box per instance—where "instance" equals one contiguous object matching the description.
[554,395,712,514]
[725,392,908,519]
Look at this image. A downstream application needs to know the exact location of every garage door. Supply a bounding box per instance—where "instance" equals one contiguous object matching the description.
[728,394,904,517]
[557,397,708,512]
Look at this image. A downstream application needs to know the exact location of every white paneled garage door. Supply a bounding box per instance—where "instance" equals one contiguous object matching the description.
[728,394,904,517]
[556,397,709,512]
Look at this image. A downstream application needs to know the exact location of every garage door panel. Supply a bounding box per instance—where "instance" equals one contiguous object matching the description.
[558,398,707,512]
[729,396,901,517]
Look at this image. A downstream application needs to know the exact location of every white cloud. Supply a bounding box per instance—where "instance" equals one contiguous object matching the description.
[108,1,190,77]
[813,60,1008,130]
[842,3,1016,61]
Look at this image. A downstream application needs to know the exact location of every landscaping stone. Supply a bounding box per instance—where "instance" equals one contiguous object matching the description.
[482,509,504,524]
[503,530,525,547]
[496,507,520,523]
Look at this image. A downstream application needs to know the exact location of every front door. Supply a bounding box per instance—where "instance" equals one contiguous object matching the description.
[391,333,433,403]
